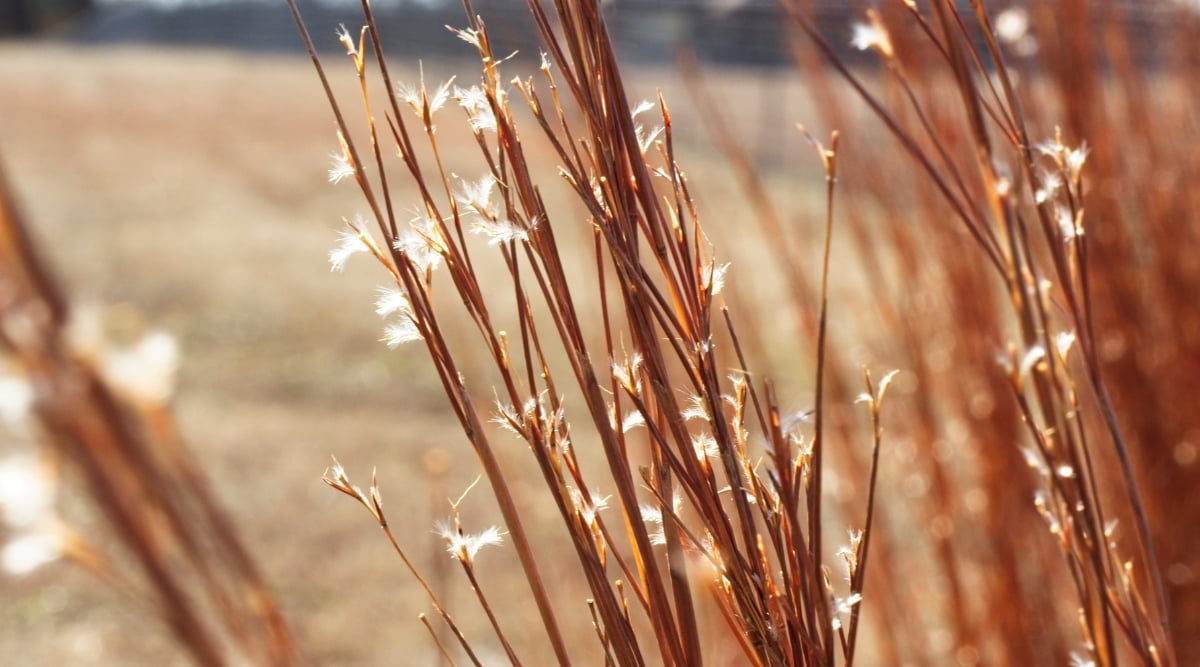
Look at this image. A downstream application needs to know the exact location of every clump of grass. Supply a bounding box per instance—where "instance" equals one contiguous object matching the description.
[292,0,898,663]
[291,0,1185,665]
[773,3,1184,664]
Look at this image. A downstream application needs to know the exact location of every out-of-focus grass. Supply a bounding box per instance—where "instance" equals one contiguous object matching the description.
[0,43,457,665]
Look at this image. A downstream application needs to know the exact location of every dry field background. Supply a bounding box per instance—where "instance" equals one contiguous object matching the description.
[0,42,527,665]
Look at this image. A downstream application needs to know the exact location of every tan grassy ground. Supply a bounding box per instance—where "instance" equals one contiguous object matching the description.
[0,42,829,665]
[0,42,464,666]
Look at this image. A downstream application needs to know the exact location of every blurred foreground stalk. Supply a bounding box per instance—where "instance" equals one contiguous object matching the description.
[0,162,304,666]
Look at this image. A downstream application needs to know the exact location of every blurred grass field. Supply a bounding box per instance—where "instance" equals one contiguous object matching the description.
[0,43,474,665]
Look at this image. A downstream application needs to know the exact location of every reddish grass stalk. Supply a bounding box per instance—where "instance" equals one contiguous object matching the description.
[292,0,891,659]
[0,163,303,666]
